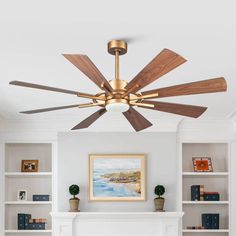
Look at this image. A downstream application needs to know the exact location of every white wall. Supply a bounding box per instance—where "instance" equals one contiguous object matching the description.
[58,132,177,212]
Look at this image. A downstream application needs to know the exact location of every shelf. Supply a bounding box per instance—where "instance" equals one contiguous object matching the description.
[5,172,52,178]
[182,201,229,205]
[5,201,52,205]
[181,142,230,233]
[182,229,229,233]
[4,143,54,235]
[5,230,52,233]
[182,172,228,176]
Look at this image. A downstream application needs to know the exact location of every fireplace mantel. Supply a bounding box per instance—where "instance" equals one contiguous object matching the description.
[51,212,184,236]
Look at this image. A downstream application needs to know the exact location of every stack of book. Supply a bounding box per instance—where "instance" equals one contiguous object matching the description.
[191,185,220,201]
[18,214,47,230]
[202,214,219,229]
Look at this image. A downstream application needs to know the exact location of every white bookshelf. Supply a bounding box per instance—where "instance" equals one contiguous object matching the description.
[4,142,55,236]
[180,142,230,236]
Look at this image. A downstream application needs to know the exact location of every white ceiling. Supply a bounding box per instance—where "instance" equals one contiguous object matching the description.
[0,0,236,131]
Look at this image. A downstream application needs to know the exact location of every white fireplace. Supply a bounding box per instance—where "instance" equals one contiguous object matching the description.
[51,212,184,236]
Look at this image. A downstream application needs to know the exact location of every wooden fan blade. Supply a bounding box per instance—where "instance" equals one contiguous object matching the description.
[125,48,186,93]
[139,100,207,118]
[63,54,113,93]
[20,104,80,114]
[141,77,227,99]
[9,81,78,95]
[123,107,152,132]
[71,108,107,130]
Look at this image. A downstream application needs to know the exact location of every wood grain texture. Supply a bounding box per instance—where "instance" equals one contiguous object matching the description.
[20,104,79,114]
[71,108,107,130]
[125,48,186,93]
[139,100,207,118]
[141,77,227,99]
[123,107,152,132]
[63,54,113,93]
[9,81,78,95]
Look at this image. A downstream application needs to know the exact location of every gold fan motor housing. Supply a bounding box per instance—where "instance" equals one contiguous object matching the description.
[108,40,127,55]
[109,79,127,92]
[106,79,128,105]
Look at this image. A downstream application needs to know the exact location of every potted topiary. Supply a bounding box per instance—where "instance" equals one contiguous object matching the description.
[154,185,165,211]
[69,184,80,212]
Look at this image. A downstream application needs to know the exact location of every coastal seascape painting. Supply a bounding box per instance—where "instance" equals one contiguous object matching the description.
[89,154,146,201]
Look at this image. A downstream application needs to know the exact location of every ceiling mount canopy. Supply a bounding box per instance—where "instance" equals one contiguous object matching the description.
[9,39,227,132]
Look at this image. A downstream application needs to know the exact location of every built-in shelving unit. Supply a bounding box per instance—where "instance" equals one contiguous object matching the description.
[4,142,55,236]
[180,142,230,236]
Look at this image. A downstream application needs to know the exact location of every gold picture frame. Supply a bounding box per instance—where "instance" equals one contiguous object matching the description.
[89,154,146,201]
[21,160,39,172]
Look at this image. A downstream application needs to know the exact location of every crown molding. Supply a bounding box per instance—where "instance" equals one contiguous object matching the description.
[0,117,235,140]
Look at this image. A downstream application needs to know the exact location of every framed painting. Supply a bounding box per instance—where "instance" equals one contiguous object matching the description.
[21,160,39,172]
[192,157,213,172]
[89,154,146,201]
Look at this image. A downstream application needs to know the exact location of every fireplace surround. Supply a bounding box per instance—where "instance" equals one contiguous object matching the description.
[51,212,183,236]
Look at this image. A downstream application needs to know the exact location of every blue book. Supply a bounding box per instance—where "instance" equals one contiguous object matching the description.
[202,214,212,229]
[26,223,46,230]
[26,223,36,230]
[24,214,31,229]
[33,195,49,201]
[191,185,200,201]
[204,193,220,201]
[211,214,219,229]
[17,214,25,230]
[35,223,46,230]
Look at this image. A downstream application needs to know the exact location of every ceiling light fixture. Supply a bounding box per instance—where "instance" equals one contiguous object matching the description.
[9,39,227,132]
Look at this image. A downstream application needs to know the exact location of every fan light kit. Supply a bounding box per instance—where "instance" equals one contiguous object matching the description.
[10,39,227,131]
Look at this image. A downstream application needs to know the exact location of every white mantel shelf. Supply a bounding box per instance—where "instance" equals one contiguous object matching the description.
[51,212,184,236]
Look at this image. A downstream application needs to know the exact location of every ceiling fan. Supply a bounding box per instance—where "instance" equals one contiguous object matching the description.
[9,40,227,131]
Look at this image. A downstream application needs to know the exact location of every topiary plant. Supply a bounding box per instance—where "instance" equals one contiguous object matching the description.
[154,185,165,198]
[69,184,80,199]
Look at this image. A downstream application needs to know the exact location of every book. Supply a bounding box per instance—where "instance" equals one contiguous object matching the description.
[33,195,49,201]
[204,192,220,201]
[191,185,200,201]
[202,214,212,229]
[200,185,204,201]
[29,218,47,223]
[24,214,31,229]
[26,223,46,230]
[17,214,25,230]
[211,214,220,229]
[204,192,219,194]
